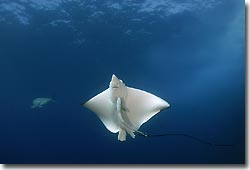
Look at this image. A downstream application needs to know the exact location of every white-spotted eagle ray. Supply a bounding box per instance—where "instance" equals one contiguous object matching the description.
[83,74,170,141]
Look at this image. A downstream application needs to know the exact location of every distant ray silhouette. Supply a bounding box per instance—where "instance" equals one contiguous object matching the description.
[31,97,55,109]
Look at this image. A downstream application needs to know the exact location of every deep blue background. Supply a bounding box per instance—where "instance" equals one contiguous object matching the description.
[0,0,245,163]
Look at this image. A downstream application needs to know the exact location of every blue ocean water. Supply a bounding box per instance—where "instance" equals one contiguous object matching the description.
[0,0,245,164]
